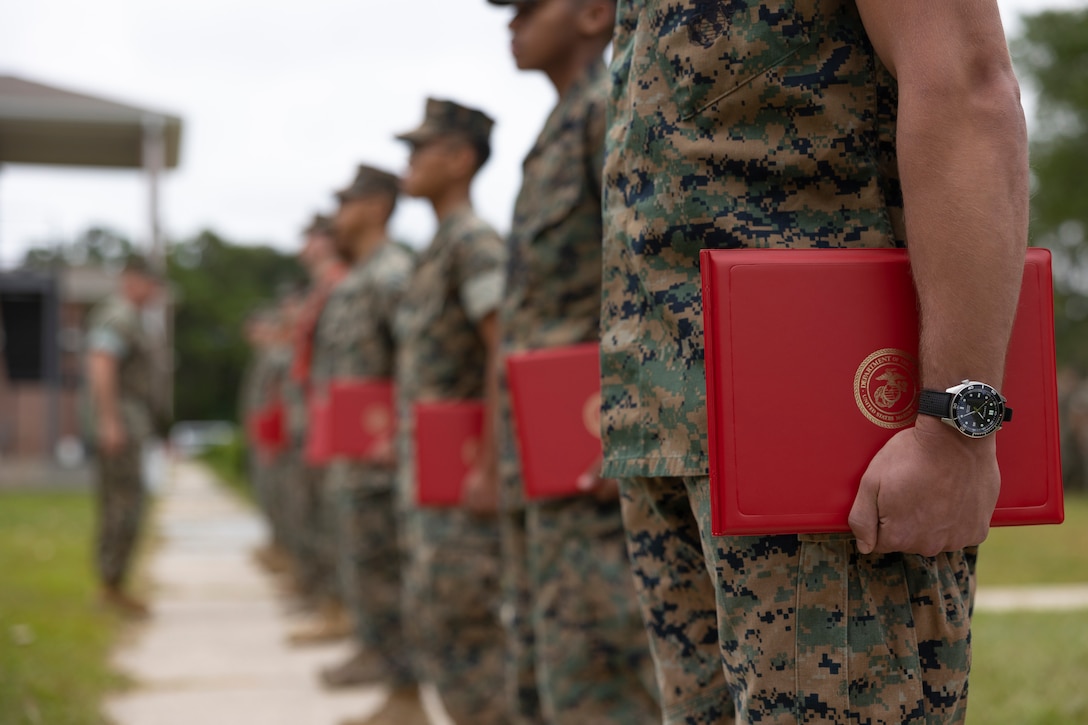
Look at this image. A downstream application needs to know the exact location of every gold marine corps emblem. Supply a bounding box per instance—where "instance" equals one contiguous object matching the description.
[854,348,919,429]
[583,392,602,440]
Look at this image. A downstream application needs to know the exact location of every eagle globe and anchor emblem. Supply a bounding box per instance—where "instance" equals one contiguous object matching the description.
[854,348,920,429]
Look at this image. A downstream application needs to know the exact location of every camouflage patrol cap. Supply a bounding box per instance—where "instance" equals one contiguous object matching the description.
[335,164,399,203]
[303,213,335,237]
[395,98,495,148]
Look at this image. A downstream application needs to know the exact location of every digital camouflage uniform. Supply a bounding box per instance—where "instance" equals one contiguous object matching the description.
[603,2,974,723]
[286,259,347,602]
[394,202,507,725]
[498,59,659,725]
[84,294,157,589]
[240,335,291,549]
[256,344,293,550]
[311,238,415,686]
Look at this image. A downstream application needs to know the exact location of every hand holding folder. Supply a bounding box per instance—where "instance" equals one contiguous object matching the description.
[700,248,1063,536]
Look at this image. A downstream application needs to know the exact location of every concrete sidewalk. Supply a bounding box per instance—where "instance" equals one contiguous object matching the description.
[103,459,1088,725]
[104,460,446,725]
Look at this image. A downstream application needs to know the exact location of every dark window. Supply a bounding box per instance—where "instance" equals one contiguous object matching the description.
[1,293,44,381]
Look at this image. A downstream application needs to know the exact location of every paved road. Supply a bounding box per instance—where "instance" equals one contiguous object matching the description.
[104,460,450,725]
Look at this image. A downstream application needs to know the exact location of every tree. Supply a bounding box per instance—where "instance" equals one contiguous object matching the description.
[20,227,303,424]
[1013,8,1088,369]
[168,231,303,422]
[22,226,134,269]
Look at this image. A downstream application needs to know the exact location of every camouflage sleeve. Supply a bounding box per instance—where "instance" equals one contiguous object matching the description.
[310,302,335,387]
[86,302,132,358]
[378,250,413,336]
[455,225,506,324]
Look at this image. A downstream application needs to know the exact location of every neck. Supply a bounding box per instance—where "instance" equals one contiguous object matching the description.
[546,47,603,97]
[430,182,473,222]
[316,259,343,286]
[351,226,387,263]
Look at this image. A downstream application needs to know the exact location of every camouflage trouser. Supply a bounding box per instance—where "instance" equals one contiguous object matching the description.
[527,495,661,724]
[328,482,414,686]
[252,456,285,548]
[619,476,977,725]
[403,507,506,724]
[94,444,146,588]
[501,511,545,724]
[285,459,335,600]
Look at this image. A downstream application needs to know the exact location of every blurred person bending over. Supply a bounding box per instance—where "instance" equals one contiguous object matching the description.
[370,98,508,725]
[308,165,419,708]
[602,1,1028,723]
[84,255,164,617]
[486,0,660,722]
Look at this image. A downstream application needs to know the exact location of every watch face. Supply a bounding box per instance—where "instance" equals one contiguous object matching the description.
[951,383,1006,438]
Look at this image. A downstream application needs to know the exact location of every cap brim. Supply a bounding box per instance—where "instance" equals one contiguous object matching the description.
[395,124,443,146]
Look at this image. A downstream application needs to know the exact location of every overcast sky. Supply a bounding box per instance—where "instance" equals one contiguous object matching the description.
[0,0,1082,267]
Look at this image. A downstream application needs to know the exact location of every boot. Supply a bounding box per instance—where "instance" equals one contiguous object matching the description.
[100,585,151,620]
[320,649,389,689]
[287,598,352,646]
[341,687,429,725]
[252,544,290,574]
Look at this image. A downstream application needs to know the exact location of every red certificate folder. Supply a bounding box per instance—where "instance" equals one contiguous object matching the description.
[251,404,286,454]
[701,247,1063,536]
[506,343,602,500]
[304,396,332,466]
[327,379,395,461]
[414,401,484,507]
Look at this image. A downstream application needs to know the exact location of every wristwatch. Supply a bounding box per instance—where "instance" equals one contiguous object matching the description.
[917,380,1013,438]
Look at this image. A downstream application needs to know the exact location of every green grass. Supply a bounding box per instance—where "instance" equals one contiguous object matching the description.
[0,490,127,725]
[197,437,254,504]
[977,493,1088,586]
[967,492,1088,723]
[969,610,1088,724]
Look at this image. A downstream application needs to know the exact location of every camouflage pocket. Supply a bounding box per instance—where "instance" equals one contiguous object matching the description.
[653,0,810,120]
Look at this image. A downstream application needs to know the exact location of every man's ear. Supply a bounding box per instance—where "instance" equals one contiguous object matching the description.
[576,0,615,39]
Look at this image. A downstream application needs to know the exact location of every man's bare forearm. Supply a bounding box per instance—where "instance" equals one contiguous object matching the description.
[848,1,1028,554]
[859,0,1029,389]
[899,66,1028,390]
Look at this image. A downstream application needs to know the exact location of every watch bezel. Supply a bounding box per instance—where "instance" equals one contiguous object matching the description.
[948,381,1007,438]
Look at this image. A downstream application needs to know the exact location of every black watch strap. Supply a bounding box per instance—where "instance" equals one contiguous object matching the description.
[918,389,954,419]
[917,387,1014,422]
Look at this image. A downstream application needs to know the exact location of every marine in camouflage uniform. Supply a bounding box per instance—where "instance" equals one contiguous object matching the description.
[284,216,349,626]
[486,1,659,720]
[310,164,417,692]
[390,98,508,725]
[262,325,295,555]
[84,255,163,616]
[240,309,279,537]
[602,1,1027,723]
[244,304,298,569]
